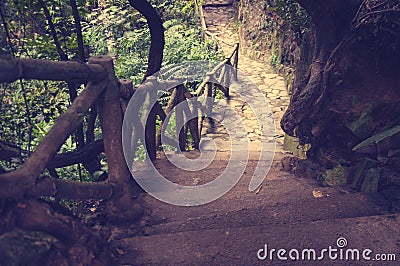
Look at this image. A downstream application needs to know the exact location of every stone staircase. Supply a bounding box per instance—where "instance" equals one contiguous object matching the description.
[108,2,399,265]
[112,151,399,265]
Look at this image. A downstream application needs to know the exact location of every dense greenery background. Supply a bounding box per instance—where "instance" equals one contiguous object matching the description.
[0,0,222,183]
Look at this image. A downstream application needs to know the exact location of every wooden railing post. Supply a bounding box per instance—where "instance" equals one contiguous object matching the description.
[176,84,187,152]
[89,56,131,185]
[206,81,214,113]
[145,110,157,160]
[218,58,231,97]
[89,55,143,220]
[143,77,158,161]
[183,89,201,150]
[195,0,208,39]
[119,79,135,114]
[156,85,179,150]
[224,65,231,97]
[198,106,204,140]
[233,43,239,81]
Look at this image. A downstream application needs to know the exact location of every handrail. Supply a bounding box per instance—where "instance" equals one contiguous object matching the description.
[0,56,107,83]
[144,0,240,156]
[194,0,208,38]
[0,55,125,201]
[0,1,240,201]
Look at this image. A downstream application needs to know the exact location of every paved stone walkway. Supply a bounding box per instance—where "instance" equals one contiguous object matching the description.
[202,3,289,152]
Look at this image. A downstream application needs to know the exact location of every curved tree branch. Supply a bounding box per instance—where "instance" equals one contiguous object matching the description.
[47,139,104,168]
[129,0,165,160]
[129,0,165,78]
[69,0,86,62]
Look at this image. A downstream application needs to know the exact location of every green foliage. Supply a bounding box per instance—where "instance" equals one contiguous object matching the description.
[268,0,311,33]
[163,19,222,65]
[1,0,221,174]
[269,47,281,68]
[239,0,311,72]
[83,0,221,83]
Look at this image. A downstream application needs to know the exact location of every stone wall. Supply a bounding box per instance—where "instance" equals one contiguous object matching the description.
[236,0,314,92]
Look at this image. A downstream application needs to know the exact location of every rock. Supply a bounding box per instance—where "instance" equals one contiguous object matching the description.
[0,230,58,266]
[345,107,375,139]
[281,156,299,172]
[272,107,281,113]
[322,164,349,187]
[350,157,380,190]
[248,133,258,141]
[283,135,307,159]
[294,159,321,179]
[360,168,381,193]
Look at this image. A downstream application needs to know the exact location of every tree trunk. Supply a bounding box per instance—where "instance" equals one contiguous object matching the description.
[282,0,400,193]
[129,0,165,160]
[281,0,361,143]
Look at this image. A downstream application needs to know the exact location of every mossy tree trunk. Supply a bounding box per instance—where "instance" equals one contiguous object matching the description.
[281,0,400,191]
[281,0,361,142]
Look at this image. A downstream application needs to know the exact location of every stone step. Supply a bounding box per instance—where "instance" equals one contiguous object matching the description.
[141,177,390,228]
[113,213,400,265]
[142,191,389,236]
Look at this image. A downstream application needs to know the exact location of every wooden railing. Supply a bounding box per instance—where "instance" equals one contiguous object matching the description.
[0,47,238,198]
[195,0,240,55]
[140,0,240,160]
[143,43,239,160]
[0,1,239,201]
[0,55,131,200]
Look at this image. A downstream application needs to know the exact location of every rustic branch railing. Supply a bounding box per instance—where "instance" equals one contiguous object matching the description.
[139,0,240,160]
[144,42,239,160]
[0,0,239,201]
[0,56,106,83]
[0,55,129,201]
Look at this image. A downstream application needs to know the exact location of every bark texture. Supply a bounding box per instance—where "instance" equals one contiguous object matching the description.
[281,0,400,192]
[129,0,165,160]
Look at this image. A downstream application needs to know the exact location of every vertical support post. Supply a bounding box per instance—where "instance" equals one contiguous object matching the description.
[223,60,231,97]
[198,106,204,141]
[90,55,143,220]
[89,56,131,185]
[145,81,157,161]
[182,88,200,150]
[119,79,135,114]
[225,66,231,97]
[156,87,177,149]
[205,81,214,114]
[176,84,186,152]
[233,43,239,81]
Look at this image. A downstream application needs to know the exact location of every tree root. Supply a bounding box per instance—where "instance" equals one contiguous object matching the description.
[0,199,111,265]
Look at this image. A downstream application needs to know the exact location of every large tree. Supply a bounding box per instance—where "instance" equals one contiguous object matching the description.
[281,0,400,190]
